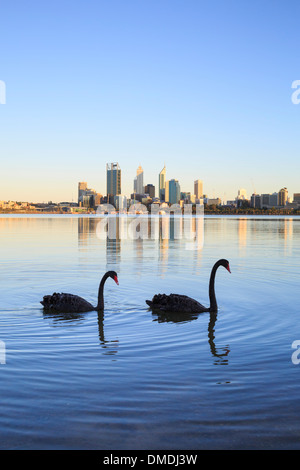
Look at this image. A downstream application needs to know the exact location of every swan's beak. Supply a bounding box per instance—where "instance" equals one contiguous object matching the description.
[114,276,119,285]
[227,265,231,273]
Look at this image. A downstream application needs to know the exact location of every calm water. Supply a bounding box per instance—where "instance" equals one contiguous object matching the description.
[0,214,299,450]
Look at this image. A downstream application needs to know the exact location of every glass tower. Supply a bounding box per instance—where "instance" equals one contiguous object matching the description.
[106,163,121,198]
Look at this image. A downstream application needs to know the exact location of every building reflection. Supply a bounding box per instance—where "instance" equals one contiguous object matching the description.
[238,218,248,257]
[77,214,204,273]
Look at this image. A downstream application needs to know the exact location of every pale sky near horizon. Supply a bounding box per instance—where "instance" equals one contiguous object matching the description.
[1,0,300,203]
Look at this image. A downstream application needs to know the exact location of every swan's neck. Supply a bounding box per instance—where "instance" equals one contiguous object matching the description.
[96,273,109,310]
[209,262,220,312]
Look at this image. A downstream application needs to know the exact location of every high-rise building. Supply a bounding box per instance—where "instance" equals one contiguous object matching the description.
[194,180,203,199]
[133,165,144,195]
[166,179,181,204]
[78,182,88,203]
[293,193,300,203]
[145,184,155,198]
[250,193,262,209]
[278,187,288,206]
[270,193,278,207]
[261,194,271,207]
[159,164,166,201]
[107,163,121,199]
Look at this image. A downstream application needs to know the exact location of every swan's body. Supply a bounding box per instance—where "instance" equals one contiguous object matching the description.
[147,293,209,313]
[146,259,230,313]
[41,271,119,313]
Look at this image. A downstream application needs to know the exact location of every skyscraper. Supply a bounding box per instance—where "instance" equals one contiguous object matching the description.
[106,163,121,199]
[166,179,181,204]
[194,180,203,199]
[278,187,288,206]
[159,164,166,201]
[133,165,144,195]
[78,182,88,203]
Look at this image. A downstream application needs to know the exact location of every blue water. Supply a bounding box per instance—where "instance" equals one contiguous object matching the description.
[0,215,299,449]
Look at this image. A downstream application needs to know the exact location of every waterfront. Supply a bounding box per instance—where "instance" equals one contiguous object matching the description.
[0,215,299,449]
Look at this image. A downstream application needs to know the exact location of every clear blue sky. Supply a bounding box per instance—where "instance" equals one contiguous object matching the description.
[1,0,300,202]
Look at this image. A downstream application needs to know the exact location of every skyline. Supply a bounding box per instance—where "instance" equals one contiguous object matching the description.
[1,1,300,202]
[1,158,297,205]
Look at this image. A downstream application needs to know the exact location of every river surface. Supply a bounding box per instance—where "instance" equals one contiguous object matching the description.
[0,214,299,449]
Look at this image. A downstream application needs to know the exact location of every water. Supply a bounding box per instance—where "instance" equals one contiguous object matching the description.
[0,214,299,449]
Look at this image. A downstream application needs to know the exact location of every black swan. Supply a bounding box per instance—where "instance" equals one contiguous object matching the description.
[146,259,231,313]
[41,271,119,313]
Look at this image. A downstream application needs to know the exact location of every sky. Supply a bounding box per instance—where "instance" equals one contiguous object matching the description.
[0,0,300,202]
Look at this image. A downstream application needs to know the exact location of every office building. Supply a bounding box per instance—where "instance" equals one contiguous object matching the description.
[145,184,155,199]
[251,193,262,209]
[270,193,278,207]
[278,187,288,206]
[107,163,121,199]
[293,193,300,204]
[159,164,166,201]
[166,179,181,204]
[78,182,101,207]
[261,194,271,207]
[133,165,144,195]
[194,180,203,199]
[78,182,88,203]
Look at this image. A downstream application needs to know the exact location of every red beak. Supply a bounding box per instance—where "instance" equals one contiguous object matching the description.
[114,275,119,285]
[227,264,231,273]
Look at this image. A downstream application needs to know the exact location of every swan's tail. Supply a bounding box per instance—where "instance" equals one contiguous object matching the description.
[146,300,153,308]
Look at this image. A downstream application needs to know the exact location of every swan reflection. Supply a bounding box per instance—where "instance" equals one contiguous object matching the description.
[152,310,230,365]
[208,312,230,365]
[42,310,119,356]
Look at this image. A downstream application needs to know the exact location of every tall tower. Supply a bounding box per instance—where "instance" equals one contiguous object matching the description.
[106,163,121,199]
[278,187,288,206]
[159,164,166,201]
[166,179,181,204]
[194,180,203,199]
[134,165,144,195]
[78,182,87,204]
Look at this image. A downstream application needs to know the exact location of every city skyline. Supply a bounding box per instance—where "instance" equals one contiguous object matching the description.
[0,158,298,206]
[75,162,297,210]
[1,1,300,203]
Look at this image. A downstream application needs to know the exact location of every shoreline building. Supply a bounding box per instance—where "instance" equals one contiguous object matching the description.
[78,182,102,208]
[165,179,181,204]
[278,187,288,207]
[78,182,88,203]
[194,180,203,200]
[144,184,155,199]
[133,165,144,195]
[159,164,166,201]
[294,193,300,204]
[107,163,121,203]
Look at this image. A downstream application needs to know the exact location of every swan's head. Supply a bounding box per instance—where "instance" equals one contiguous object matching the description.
[220,259,231,273]
[108,270,119,285]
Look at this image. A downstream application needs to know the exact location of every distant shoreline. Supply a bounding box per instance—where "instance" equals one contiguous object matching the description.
[0,210,299,216]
